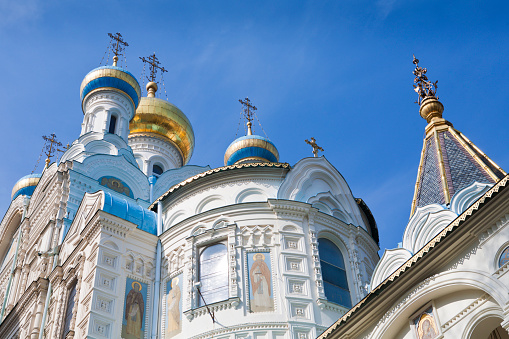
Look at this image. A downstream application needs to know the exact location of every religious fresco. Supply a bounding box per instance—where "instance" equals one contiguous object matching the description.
[165,275,183,338]
[412,306,439,339]
[247,252,274,312]
[122,278,148,339]
[99,176,133,198]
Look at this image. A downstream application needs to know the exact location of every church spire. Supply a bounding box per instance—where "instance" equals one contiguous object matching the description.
[410,56,506,216]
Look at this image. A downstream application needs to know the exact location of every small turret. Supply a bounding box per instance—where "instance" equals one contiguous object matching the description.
[410,56,506,216]
[224,98,279,166]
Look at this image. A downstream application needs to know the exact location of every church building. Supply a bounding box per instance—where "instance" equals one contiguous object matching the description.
[0,37,506,339]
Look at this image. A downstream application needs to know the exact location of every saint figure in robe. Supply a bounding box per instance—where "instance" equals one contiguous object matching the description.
[125,281,144,338]
[166,277,182,338]
[250,253,273,312]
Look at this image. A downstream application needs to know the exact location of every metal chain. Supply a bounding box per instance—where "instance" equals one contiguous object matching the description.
[140,63,146,96]
[31,143,45,173]
[99,37,113,66]
[254,111,269,138]
[234,110,243,139]
[123,53,128,70]
[161,72,169,100]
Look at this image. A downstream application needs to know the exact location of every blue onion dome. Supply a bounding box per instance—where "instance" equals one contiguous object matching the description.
[11,173,42,200]
[224,134,279,166]
[79,65,141,113]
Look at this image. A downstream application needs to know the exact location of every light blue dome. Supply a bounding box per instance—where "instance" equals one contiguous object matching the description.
[80,65,141,111]
[224,135,279,166]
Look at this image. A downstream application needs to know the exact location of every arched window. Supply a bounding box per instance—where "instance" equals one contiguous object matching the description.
[152,164,164,176]
[108,115,117,134]
[499,246,509,267]
[62,281,77,337]
[199,243,228,306]
[318,238,352,308]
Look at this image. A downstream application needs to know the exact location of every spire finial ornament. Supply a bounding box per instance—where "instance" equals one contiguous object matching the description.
[108,32,129,67]
[139,53,168,98]
[305,137,324,157]
[412,55,439,105]
[239,97,257,135]
[413,56,444,123]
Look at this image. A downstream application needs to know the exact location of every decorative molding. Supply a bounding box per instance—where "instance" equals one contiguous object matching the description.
[184,297,241,320]
[441,293,489,333]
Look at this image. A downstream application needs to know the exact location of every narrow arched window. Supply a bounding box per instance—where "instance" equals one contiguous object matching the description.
[318,238,352,308]
[152,164,164,176]
[499,246,509,267]
[199,243,228,306]
[108,115,117,134]
[62,281,77,337]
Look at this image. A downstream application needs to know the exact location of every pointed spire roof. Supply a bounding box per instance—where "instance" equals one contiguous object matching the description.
[410,57,506,216]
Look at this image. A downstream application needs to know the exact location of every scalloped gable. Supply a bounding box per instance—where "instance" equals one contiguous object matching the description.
[402,206,457,253]
[277,156,365,228]
[370,248,412,288]
[370,180,495,292]
[72,153,150,201]
[450,182,492,215]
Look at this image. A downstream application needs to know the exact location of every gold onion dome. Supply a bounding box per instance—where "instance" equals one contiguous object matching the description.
[224,122,279,166]
[129,82,195,165]
[79,63,141,113]
[11,173,41,200]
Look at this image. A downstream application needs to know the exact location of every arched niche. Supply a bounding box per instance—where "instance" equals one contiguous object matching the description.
[195,195,226,214]
[235,188,268,204]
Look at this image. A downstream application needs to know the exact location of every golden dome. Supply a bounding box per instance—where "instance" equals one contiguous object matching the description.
[129,90,194,164]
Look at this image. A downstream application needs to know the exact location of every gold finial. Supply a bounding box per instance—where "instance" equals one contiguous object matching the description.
[239,97,257,135]
[305,137,324,157]
[108,33,129,66]
[140,53,168,84]
[146,82,158,97]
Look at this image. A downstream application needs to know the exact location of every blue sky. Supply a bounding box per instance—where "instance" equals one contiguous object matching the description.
[0,0,507,254]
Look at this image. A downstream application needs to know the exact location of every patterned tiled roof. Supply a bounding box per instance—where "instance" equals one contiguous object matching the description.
[411,113,505,216]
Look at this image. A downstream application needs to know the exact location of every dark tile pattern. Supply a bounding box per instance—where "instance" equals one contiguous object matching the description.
[459,133,504,179]
[443,131,494,194]
[416,137,444,208]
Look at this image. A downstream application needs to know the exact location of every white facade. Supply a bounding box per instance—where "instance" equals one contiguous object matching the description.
[0,57,379,339]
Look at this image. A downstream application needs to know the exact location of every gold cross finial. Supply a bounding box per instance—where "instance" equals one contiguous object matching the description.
[239,97,257,135]
[139,53,168,83]
[305,137,324,157]
[108,32,129,66]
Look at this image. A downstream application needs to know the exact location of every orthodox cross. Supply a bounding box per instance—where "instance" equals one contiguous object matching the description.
[108,32,129,58]
[139,53,168,83]
[412,55,438,105]
[239,97,257,123]
[42,134,62,168]
[305,137,324,157]
[239,97,257,135]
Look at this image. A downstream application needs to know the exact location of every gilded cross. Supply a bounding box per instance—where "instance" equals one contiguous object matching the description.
[108,32,129,58]
[239,97,257,123]
[305,137,324,157]
[139,53,168,83]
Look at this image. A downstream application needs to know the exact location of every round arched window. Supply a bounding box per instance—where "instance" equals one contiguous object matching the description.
[152,164,164,176]
[499,246,509,267]
[318,238,352,308]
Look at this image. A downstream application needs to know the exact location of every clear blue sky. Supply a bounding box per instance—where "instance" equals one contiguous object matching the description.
[0,0,507,255]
